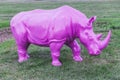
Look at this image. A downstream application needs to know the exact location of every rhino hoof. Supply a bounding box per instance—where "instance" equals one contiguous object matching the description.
[18,55,29,63]
[73,56,83,62]
[52,60,62,67]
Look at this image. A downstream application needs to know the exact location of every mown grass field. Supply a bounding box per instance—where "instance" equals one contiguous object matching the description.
[0,1,120,80]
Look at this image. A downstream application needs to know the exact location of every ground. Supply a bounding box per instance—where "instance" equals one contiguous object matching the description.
[0,28,12,43]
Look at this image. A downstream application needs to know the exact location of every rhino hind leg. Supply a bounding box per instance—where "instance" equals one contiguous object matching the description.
[66,40,83,62]
[11,25,30,63]
[17,42,30,63]
[50,41,65,66]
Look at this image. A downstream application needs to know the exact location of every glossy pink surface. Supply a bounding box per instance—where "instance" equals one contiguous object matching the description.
[10,5,111,66]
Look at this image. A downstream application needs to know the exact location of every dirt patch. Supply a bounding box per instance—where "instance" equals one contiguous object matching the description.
[0,28,13,43]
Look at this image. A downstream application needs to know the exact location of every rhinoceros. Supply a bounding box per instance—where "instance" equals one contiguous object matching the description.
[10,5,111,66]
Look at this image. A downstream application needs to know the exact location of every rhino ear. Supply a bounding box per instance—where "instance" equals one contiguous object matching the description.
[88,16,97,26]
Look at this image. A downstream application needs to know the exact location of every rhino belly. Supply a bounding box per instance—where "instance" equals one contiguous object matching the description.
[27,28,67,46]
[26,27,50,46]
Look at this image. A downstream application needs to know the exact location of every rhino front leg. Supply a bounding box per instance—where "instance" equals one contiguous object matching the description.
[66,40,83,62]
[50,41,65,66]
[17,43,30,63]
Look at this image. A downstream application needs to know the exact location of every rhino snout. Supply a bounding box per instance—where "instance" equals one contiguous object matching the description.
[88,44,101,56]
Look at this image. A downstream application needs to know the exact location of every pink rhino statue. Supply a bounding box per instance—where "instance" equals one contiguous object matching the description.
[10,5,111,66]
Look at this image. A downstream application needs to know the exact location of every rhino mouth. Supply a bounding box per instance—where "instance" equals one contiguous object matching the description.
[89,49,101,56]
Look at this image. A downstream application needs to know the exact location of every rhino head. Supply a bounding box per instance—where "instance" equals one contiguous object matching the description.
[78,16,111,56]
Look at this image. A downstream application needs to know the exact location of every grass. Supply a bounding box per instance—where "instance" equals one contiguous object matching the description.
[0,1,120,28]
[0,37,119,80]
[0,0,120,80]
[0,20,9,28]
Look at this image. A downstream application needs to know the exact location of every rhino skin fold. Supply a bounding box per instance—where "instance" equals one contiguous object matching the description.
[10,5,111,66]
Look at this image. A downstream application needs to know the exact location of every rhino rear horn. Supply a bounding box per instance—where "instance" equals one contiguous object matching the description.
[96,33,102,40]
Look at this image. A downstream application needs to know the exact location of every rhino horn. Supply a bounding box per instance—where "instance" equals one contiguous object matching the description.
[99,30,111,50]
[96,33,102,40]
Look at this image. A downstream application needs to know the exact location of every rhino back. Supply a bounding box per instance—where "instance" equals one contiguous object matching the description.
[22,11,70,45]
[10,5,88,46]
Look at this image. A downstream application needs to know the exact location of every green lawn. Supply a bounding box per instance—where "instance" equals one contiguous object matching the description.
[0,1,120,80]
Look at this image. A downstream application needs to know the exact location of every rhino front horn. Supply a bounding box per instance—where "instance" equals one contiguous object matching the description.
[99,30,111,50]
